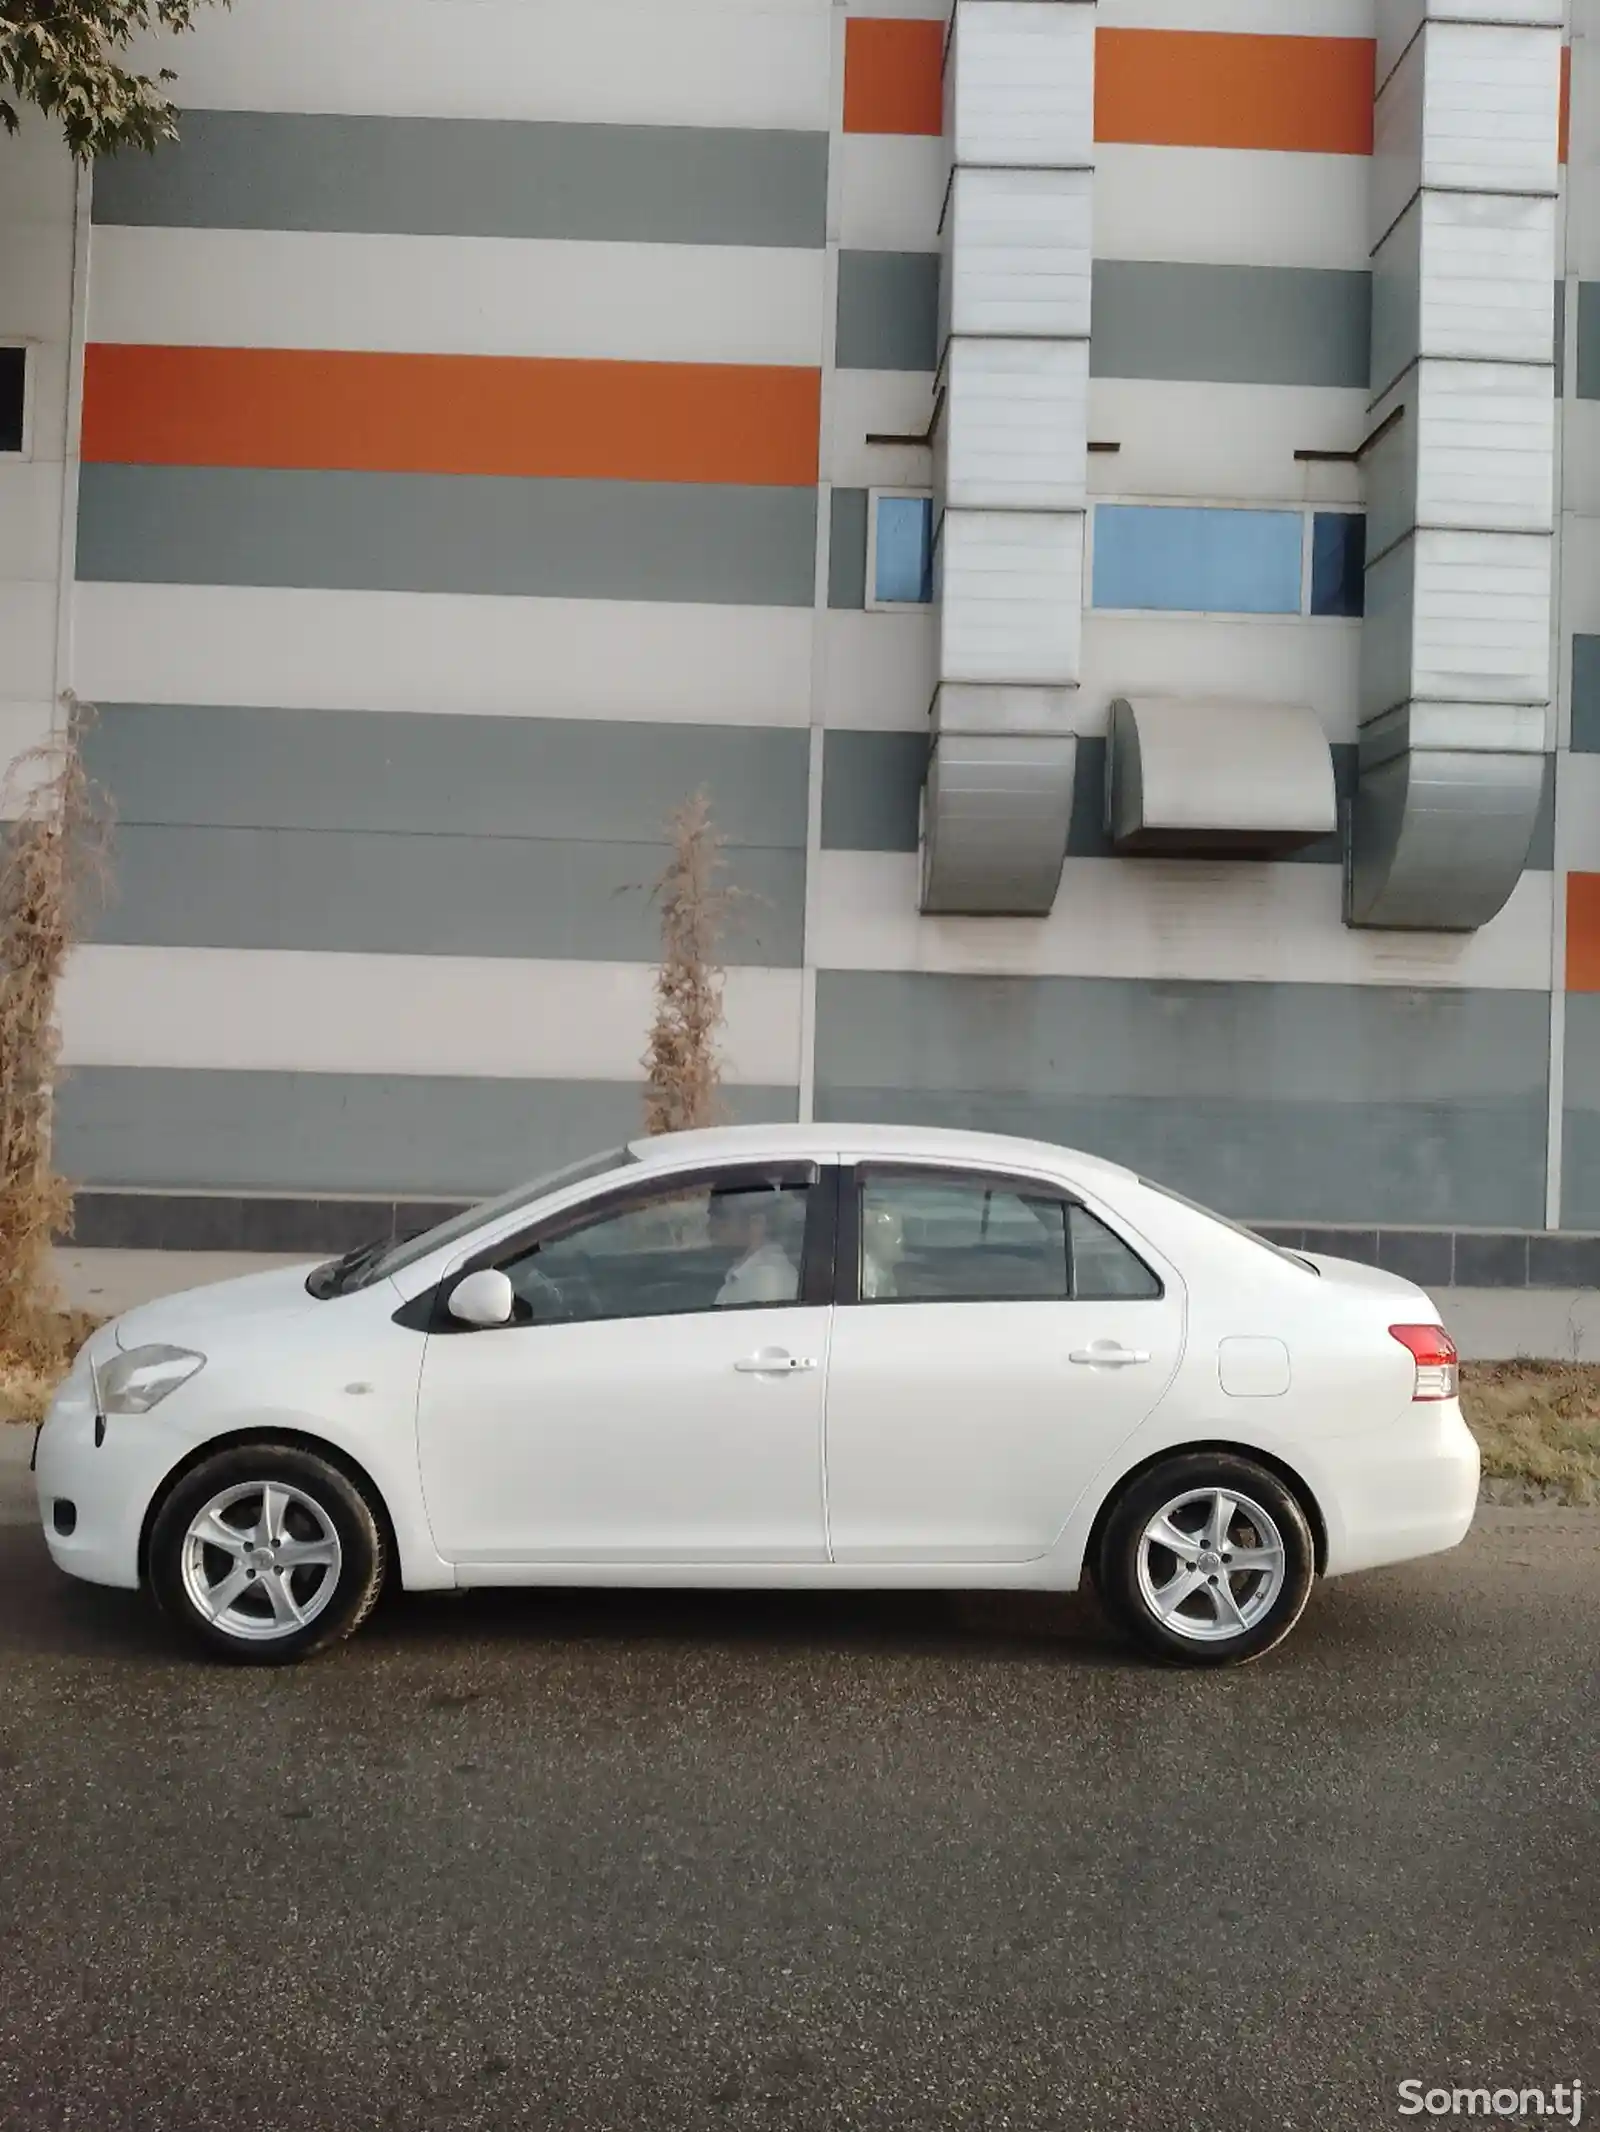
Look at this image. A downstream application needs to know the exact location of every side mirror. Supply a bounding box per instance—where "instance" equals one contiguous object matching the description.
[447,1268,515,1329]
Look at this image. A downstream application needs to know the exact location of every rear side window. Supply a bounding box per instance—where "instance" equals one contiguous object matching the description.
[1069,1205,1163,1300]
[857,1172,1162,1304]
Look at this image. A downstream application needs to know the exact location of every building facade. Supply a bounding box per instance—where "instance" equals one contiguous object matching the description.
[3,0,1600,1285]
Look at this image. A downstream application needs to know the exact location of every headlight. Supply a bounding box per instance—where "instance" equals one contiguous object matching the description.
[96,1345,206,1415]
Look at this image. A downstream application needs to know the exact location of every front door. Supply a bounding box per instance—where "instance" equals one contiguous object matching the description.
[415,1164,832,1565]
[824,1166,1186,1563]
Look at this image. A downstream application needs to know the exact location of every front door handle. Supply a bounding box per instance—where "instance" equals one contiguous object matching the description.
[1069,1345,1151,1368]
[734,1350,818,1376]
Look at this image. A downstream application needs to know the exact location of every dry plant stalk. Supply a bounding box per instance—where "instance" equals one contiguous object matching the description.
[0,704,107,1368]
[642,792,733,1136]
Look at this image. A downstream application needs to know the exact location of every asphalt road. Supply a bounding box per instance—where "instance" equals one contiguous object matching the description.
[0,1456,1595,2132]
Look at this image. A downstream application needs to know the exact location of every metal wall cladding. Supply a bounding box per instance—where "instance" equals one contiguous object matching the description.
[1374,22,1562,239]
[935,339,1089,513]
[920,732,1078,917]
[946,2,1096,172]
[1365,360,1555,557]
[1375,0,1564,95]
[1362,529,1554,721]
[1345,745,1546,931]
[939,168,1094,349]
[937,509,1084,688]
[1372,192,1556,395]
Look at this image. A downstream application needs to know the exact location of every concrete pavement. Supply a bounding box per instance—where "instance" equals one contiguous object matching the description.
[0,1461,1595,2132]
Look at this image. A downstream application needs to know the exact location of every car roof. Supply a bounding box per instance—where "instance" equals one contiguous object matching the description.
[622,1121,1135,1184]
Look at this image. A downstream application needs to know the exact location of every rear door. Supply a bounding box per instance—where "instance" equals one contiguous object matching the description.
[823,1164,1186,1564]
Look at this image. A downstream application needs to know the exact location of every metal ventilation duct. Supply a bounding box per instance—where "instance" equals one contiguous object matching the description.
[1348,0,1560,931]
[920,0,1095,918]
[1107,698,1337,858]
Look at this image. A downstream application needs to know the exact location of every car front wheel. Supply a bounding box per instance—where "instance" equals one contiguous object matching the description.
[147,1443,387,1665]
[1096,1453,1316,1667]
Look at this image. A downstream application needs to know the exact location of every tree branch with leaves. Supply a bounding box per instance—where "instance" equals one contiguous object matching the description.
[2,0,227,159]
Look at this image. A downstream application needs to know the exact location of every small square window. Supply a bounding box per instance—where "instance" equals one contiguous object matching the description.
[0,347,25,457]
[1310,513,1365,618]
[869,491,934,607]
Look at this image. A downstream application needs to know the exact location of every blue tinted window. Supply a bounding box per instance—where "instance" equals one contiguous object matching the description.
[874,494,933,604]
[1310,513,1366,617]
[1092,506,1304,615]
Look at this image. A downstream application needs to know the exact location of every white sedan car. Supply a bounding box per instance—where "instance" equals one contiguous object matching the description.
[34,1123,1478,1669]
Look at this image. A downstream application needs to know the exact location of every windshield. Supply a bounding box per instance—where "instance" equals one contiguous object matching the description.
[1136,1177,1317,1274]
[306,1146,635,1299]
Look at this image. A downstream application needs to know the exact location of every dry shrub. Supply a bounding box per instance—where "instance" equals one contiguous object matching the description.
[642,792,733,1136]
[0,702,108,1378]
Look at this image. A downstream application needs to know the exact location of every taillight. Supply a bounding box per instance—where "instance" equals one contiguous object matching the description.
[1390,1323,1459,1402]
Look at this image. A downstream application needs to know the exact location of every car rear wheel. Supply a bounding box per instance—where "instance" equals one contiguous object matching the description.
[1096,1454,1315,1667]
[148,1444,387,1665]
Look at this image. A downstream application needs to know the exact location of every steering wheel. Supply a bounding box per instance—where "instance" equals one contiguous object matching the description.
[514,1265,570,1322]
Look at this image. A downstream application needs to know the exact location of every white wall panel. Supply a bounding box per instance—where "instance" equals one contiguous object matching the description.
[1095,146,1371,272]
[1081,613,1363,739]
[0,703,61,815]
[838,136,947,254]
[938,340,1089,512]
[949,3,1095,170]
[73,585,816,725]
[89,229,827,367]
[810,849,1553,991]
[938,510,1084,687]
[127,0,834,127]
[943,168,1094,346]
[0,585,60,705]
[59,948,806,1085]
[828,370,937,489]
[0,462,63,584]
[1087,380,1367,505]
[1411,361,1555,532]
[822,609,939,732]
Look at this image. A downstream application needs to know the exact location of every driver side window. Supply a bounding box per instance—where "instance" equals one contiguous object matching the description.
[494,1175,812,1325]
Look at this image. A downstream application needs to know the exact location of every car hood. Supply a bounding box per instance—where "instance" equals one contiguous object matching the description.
[113,1261,326,1351]
[1302,1251,1439,1313]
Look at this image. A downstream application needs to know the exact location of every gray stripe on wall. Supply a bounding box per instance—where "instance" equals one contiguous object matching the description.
[55,1069,800,1196]
[91,826,807,964]
[833,254,1373,388]
[819,732,1556,869]
[1561,994,1600,1230]
[814,972,1547,1227]
[1091,261,1372,388]
[91,110,829,249]
[836,251,942,371]
[85,707,811,847]
[77,466,820,606]
[1573,636,1600,752]
[828,487,869,610]
[1577,282,1600,401]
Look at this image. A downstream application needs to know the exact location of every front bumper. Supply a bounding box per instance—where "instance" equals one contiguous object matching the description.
[34,1365,174,1590]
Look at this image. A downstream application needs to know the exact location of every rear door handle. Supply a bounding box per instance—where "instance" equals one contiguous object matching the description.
[734,1351,818,1375]
[1069,1345,1150,1368]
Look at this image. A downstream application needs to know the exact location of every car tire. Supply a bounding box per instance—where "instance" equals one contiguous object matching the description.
[1096,1453,1316,1668]
[147,1443,387,1665]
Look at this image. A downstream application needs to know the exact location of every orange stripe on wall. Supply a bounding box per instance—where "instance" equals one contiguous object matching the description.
[843,17,944,136]
[1569,876,1600,993]
[1096,30,1375,156]
[81,345,822,487]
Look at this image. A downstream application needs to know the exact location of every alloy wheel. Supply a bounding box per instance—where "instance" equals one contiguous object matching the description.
[179,1480,344,1642]
[1134,1486,1287,1644]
